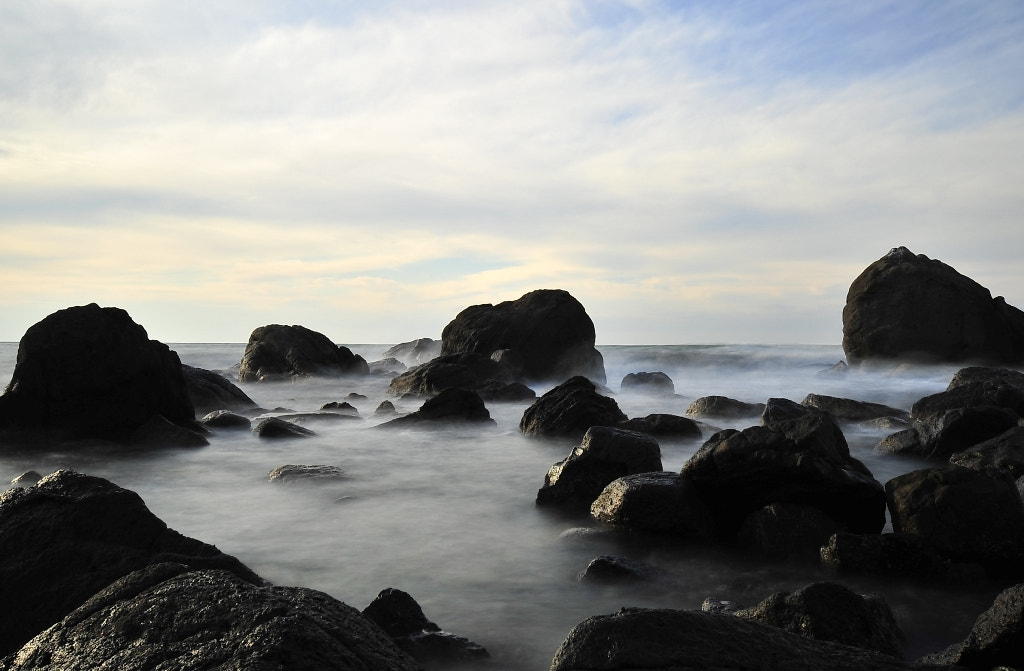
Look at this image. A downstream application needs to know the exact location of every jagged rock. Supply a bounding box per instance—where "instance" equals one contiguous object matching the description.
[0,304,198,447]
[252,417,316,439]
[182,364,258,415]
[577,555,666,584]
[238,324,369,382]
[368,357,406,375]
[842,246,1024,365]
[686,395,766,420]
[381,338,441,366]
[590,472,713,536]
[519,376,626,439]
[374,400,397,416]
[920,582,1024,670]
[9,471,42,488]
[949,425,1024,479]
[0,471,261,658]
[320,401,360,416]
[801,393,909,422]
[200,410,252,430]
[267,465,347,483]
[362,588,488,665]
[375,388,494,429]
[735,582,904,658]
[617,413,702,440]
[440,289,606,384]
[5,563,421,671]
[620,371,674,395]
[537,427,662,511]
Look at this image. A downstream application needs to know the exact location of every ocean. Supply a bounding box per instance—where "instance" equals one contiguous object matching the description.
[0,342,1001,668]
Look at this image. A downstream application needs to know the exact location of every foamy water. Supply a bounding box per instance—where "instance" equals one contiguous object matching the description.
[0,343,1001,668]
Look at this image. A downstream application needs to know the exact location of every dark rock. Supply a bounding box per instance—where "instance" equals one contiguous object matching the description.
[252,416,317,439]
[0,304,198,447]
[368,357,406,375]
[820,532,983,584]
[128,413,209,448]
[802,393,909,422]
[618,413,702,440]
[320,401,360,416]
[536,427,662,511]
[440,289,606,384]
[735,582,904,658]
[362,588,488,665]
[950,425,1024,479]
[842,246,1024,365]
[620,371,674,395]
[375,388,494,429]
[681,399,886,537]
[5,563,421,671]
[382,338,441,366]
[920,582,1024,670]
[686,395,766,420]
[476,380,536,403]
[386,353,512,397]
[590,472,713,536]
[0,470,261,658]
[200,409,252,430]
[577,555,666,584]
[182,364,258,415]
[238,324,369,382]
[886,466,1024,574]
[549,607,959,671]
[374,400,397,416]
[947,366,1024,391]
[519,376,627,439]
[736,502,847,560]
[9,471,42,488]
[267,465,347,483]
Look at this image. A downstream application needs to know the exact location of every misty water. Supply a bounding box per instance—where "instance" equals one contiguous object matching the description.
[0,342,1006,668]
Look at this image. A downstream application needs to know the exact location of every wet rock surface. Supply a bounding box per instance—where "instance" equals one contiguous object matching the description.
[519,376,626,439]
[920,582,1024,670]
[238,324,369,382]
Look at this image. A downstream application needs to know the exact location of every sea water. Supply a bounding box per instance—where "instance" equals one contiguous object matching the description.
[0,343,1002,668]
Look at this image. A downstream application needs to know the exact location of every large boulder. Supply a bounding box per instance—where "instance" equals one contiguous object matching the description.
[801,394,909,423]
[519,377,626,439]
[5,563,422,671]
[820,532,965,584]
[920,582,1024,670]
[0,304,199,447]
[590,472,713,537]
[549,607,959,671]
[386,353,514,397]
[0,470,261,658]
[536,427,662,511]
[949,425,1024,478]
[182,365,259,415]
[842,246,1024,365]
[375,388,495,429]
[381,338,441,366]
[238,324,369,382]
[686,395,766,420]
[440,289,606,384]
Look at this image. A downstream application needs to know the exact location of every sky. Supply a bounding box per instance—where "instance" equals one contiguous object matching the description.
[2,1,1023,345]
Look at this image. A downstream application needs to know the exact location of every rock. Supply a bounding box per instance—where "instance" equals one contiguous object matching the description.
[374,400,397,416]
[252,416,317,439]
[386,353,513,397]
[238,324,369,382]
[0,470,261,658]
[842,246,1024,365]
[536,427,663,511]
[949,425,1024,479]
[182,364,258,415]
[267,465,347,483]
[620,371,674,395]
[375,388,494,429]
[128,413,209,448]
[801,393,909,422]
[0,304,198,447]
[617,413,702,440]
[820,532,969,583]
[362,588,488,665]
[920,582,1024,670]
[680,399,886,537]
[320,401,360,416]
[735,582,905,658]
[686,395,766,420]
[381,338,441,366]
[9,471,42,488]
[736,502,847,560]
[519,376,627,439]
[5,563,421,671]
[200,409,252,430]
[549,607,958,671]
[577,555,666,584]
[590,472,713,536]
[440,289,606,384]
[368,357,407,375]
[886,466,1024,575]
[476,380,536,403]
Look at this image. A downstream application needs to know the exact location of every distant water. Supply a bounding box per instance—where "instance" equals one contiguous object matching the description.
[0,343,997,668]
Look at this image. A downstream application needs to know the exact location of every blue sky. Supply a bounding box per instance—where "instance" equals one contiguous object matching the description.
[2,1,1023,344]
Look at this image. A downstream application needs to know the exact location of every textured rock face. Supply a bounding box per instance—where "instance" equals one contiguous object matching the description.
[376,387,495,429]
[440,289,606,384]
[0,470,261,658]
[238,324,369,382]
[842,247,1024,365]
[519,376,626,439]
[6,564,422,671]
[0,304,197,446]
[183,365,258,415]
[920,582,1024,670]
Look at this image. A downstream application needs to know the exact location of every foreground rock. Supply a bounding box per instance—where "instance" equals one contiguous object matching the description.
[536,427,662,511]
[949,425,1024,479]
[440,289,606,384]
[238,324,369,382]
[519,377,626,439]
[920,582,1024,670]
[617,413,702,440]
[820,532,968,584]
[376,388,495,429]
[686,395,766,420]
[590,472,712,536]
[842,246,1024,365]
[802,393,908,423]
[549,607,959,671]
[0,304,201,448]
[0,470,261,658]
[6,563,422,671]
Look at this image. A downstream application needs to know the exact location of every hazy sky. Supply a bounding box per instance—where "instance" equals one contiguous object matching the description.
[2,1,1022,345]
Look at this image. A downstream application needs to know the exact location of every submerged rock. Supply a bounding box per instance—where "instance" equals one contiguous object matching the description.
[200,409,252,430]
[267,464,347,483]
[519,376,626,439]
[238,324,369,382]
[252,417,317,439]
[577,555,666,584]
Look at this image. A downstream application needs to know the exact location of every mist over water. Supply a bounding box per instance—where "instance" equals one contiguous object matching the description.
[0,343,998,668]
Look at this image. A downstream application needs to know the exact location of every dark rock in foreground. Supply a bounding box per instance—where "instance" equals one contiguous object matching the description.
[549,607,959,671]
[949,425,1024,479]
[0,470,261,658]
[686,395,766,420]
[0,303,199,447]
[441,289,606,384]
[6,563,422,671]
[801,393,908,423]
[920,582,1024,670]
[519,376,626,439]
[820,532,972,584]
[590,472,712,537]
[617,413,702,440]
[238,324,369,382]
[376,388,495,429]
[842,246,1024,365]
